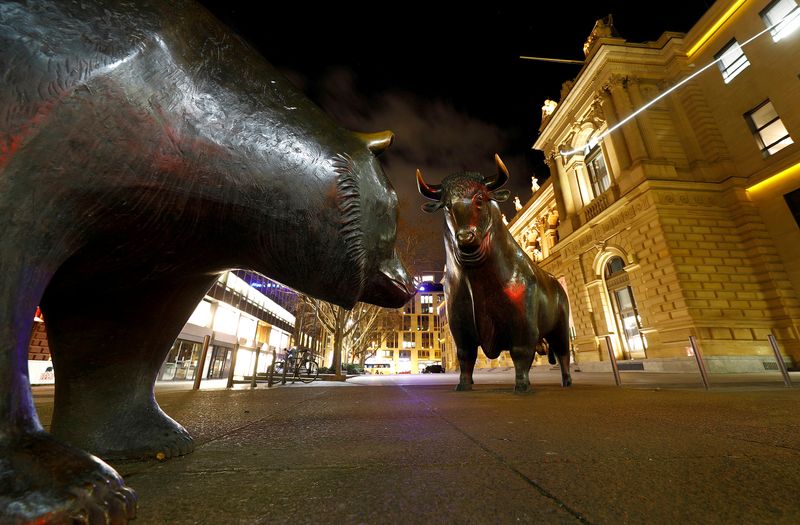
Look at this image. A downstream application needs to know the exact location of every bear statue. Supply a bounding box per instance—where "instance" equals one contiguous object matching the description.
[0,0,415,522]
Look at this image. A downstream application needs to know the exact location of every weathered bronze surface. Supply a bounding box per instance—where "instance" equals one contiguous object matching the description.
[0,1,413,521]
[418,155,572,393]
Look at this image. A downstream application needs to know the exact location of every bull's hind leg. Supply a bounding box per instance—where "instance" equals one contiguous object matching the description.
[548,320,572,387]
[0,258,136,523]
[44,272,217,460]
[455,345,478,391]
[510,346,536,393]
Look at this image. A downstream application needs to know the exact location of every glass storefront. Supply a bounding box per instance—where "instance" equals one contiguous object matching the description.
[160,339,203,381]
[207,345,232,379]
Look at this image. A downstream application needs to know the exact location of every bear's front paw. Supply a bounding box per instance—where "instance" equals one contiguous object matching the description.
[0,432,137,524]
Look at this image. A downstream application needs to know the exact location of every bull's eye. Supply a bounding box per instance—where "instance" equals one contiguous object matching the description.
[474,194,484,207]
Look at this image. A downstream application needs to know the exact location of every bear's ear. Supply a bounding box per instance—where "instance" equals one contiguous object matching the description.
[422,201,444,213]
[355,131,394,156]
[491,189,511,202]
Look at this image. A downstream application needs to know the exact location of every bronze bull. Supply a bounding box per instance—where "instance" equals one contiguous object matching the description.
[417,155,571,392]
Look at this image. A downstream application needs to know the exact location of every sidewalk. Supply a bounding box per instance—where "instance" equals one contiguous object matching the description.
[33,371,800,524]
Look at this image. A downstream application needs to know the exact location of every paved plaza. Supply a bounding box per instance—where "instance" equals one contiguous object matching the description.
[33,370,800,524]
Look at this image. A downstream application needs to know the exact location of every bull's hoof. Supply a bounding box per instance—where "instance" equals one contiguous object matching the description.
[514,382,532,394]
[455,383,473,391]
[0,432,137,524]
[561,376,572,387]
[54,406,194,460]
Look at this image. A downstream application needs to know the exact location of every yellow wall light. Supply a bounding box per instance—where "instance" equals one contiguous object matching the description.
[747,161,800,195]
[687,0,748,57]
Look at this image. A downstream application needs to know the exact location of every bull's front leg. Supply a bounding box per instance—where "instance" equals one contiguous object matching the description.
[510,346,536,393]
[455,345,478,391]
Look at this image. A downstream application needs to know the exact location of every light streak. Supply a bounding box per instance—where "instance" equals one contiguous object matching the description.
[559,11,792,157]
[746,161,800,194]
[519,56,585,65]
[686,0,748,57]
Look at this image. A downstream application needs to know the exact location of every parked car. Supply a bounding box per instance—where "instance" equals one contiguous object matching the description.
[423,365,445,374]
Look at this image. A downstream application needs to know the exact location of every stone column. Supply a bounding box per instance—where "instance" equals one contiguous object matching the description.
[626,77,662,160]
[607,76,648,163]
[666,87,705,166]
[572,160,592,207]
[598,88,631,171]
[545,151,569,217]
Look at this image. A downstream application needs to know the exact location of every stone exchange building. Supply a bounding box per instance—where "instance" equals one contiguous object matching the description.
[505,0,800,373]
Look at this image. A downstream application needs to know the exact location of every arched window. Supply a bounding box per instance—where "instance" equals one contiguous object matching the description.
[604,256,647,359]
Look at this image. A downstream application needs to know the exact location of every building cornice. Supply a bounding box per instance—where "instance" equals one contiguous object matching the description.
[533,34,686,154]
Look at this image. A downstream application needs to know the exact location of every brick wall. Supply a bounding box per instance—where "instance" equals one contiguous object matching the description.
[28,321,51,360]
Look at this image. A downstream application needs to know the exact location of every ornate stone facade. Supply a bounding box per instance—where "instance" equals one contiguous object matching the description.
[511,1,800,372]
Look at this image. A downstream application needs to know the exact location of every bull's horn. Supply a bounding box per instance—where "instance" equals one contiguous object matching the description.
[485,153,510,190]
[416,169,442,201]
[355,131,394,156]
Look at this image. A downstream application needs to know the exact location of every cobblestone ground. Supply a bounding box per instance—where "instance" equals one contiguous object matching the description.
[33,371,800,524]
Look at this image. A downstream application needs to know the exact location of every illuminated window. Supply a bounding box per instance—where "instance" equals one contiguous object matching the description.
[418,350,430,358]
[745,100,794,157]
[585,145,611,198]
[785,188,800,228]
[402,332,416,349]
[714,39,749,83]
[761,0,800,41]
[417,315,430,331]
[604,257,647,359]
[381,349,394,358]
[420,294,433,313]
[421,333,433,348]
[188,300,213,327]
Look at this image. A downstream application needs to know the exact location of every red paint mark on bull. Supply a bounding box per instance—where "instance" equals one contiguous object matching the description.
[504,281,526,311]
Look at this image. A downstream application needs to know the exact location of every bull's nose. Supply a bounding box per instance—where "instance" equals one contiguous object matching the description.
[457,230,476,245]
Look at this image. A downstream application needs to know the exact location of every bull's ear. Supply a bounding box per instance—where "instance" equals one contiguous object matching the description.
[491,189,511,202]
[422,202,444,213]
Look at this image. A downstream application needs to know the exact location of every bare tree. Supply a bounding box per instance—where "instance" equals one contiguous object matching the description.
[299,296,391,376]
[346,309,402,366]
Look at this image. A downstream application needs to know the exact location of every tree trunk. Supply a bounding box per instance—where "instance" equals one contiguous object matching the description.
[332,307,344,378]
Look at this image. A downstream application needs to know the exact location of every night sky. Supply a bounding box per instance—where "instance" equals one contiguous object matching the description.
[199,1,712,272]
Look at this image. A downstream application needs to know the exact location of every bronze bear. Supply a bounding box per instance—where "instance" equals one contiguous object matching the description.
[0,0,414,522]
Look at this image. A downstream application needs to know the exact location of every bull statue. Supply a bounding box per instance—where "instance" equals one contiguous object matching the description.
[417,155,572,393]
[0,0,415,522]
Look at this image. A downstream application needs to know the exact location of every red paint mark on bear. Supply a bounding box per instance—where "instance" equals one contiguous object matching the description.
[0,134,23,170]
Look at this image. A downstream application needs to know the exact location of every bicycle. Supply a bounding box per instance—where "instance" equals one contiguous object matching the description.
[270,347,319,385]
